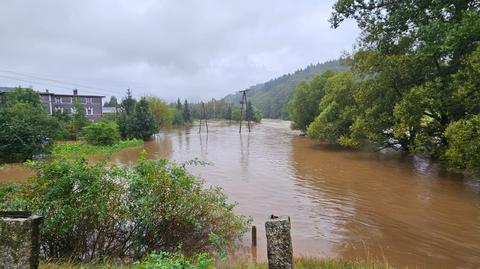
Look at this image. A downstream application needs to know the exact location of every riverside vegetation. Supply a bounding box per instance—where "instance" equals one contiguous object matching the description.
[288,0,480,176]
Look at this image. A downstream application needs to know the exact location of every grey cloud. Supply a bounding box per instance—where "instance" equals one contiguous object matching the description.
[0,0,359,101]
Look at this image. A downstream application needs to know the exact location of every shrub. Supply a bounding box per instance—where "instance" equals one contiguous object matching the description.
[83,121,121,146]
[444,115,480,175]
[134,252,214,269]
[0,156,249,262]
[0,102,61,163]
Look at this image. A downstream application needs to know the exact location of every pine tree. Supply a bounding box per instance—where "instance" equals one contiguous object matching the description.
[133,97,157,140]
[183,100,191,123]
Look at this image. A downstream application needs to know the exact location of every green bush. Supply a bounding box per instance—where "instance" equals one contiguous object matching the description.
[444,115,480,175]
[83,121,121,146]
[0,102,62,163]
[134,252,214,269]
[0,155,249,262]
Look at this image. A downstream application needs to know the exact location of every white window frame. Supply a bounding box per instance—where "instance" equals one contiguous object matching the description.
[55,97,61,103]
[86,107,93,115]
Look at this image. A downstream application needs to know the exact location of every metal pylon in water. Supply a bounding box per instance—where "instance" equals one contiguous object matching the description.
[238,89,251,133]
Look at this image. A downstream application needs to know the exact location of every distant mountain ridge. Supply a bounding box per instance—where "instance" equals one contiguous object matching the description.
[224,59,344,119]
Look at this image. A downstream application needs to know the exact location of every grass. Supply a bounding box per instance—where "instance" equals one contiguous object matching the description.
[40,257,393,269]
[51,139,143,158]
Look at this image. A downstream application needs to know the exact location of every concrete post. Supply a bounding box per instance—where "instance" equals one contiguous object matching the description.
[0,211,43,269]
[265,215,293,269]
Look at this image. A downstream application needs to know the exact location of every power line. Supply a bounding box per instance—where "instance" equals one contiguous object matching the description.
[0,69,136,97]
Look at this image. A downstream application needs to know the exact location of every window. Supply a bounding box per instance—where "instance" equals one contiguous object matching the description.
[54,107,64,113]
[86,107,93,115]
[86,97,92,104]
[55,97,61,103]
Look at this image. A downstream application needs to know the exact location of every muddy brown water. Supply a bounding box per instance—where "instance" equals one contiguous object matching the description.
[1,119,480,268]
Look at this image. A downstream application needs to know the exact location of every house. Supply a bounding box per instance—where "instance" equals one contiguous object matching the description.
[0,87,105,121]
[39,89,105,122]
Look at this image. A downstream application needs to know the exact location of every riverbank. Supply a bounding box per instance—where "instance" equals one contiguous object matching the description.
[0,139,143,183]
[41,257,392,269]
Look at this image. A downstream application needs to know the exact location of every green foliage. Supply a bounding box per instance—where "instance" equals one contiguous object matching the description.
[0,87,42,106]
[0,89,62,163]
[146,96,173,129]
[444,115,480,175]
[183,100,192,123]
[307,72,357,145]
[83,121,121,146]
[134,251,214,269]
[171,107,185,126]
[0,156,249,262]
[118,92,157,140]
[245,101,254,122]
[104,96,118,107]
[288,70,335,132]
[224,60,344,119]
[51,139,142,158]
[69,99,89,140]
[133,98,158,140]
[225,105,233,121]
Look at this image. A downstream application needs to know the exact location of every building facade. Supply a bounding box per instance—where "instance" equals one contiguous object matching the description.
[39,89,105,122]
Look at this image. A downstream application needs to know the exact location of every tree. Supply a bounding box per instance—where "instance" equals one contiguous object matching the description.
[146,96,173,129]
[118,89,137,139]
[83,121,120,146]
[444,115,480,175]
[121,89,136,115]
[182,100,191,123]
[327,0,480,163]
[245,101,254,122]
[176,98,182,111]
[225,105,233,123]
[68,99,89,140]
[132,97,157,140]
[288,70,335,132]
[307,71,357,145]
[104,96,118,107]
[0,89,61,162]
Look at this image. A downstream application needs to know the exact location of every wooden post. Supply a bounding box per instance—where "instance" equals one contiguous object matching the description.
[265,215,293,269]
[251,225,257,262]
[252,225,257,246]
[0,211,43,269]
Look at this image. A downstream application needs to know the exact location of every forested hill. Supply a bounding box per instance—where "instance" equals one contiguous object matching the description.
[224,60,344,119]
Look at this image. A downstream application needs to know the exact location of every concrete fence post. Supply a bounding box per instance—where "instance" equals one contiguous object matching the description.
[265,215,293,269]
[0,211,43,269]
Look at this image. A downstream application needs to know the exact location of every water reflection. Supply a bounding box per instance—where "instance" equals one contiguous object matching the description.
[289,137,480,268]
[1,120,479,268]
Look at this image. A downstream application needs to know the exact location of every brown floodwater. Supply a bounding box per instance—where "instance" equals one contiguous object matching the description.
[1,119,480,268]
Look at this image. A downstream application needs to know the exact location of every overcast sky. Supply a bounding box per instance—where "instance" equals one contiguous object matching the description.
[0,0,359,101]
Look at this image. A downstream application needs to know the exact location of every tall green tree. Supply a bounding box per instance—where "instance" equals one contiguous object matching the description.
[307,71,357,145]
[69,99,89,140]
[182,99,191,123]
[104,96,118,107]
[176,98,182,111]
[0,88,61,162]
[328,0,480,162]
[133,97,157,140]
[288,70,335,132]
[245,101,254,122]
[146,96,173,129]
[225,105,233,122]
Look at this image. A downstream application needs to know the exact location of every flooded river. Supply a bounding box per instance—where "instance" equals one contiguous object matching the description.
[2,120,480,268]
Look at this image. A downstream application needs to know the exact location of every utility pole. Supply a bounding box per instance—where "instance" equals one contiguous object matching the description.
[198,102,208,134]
[238,89,251,133]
